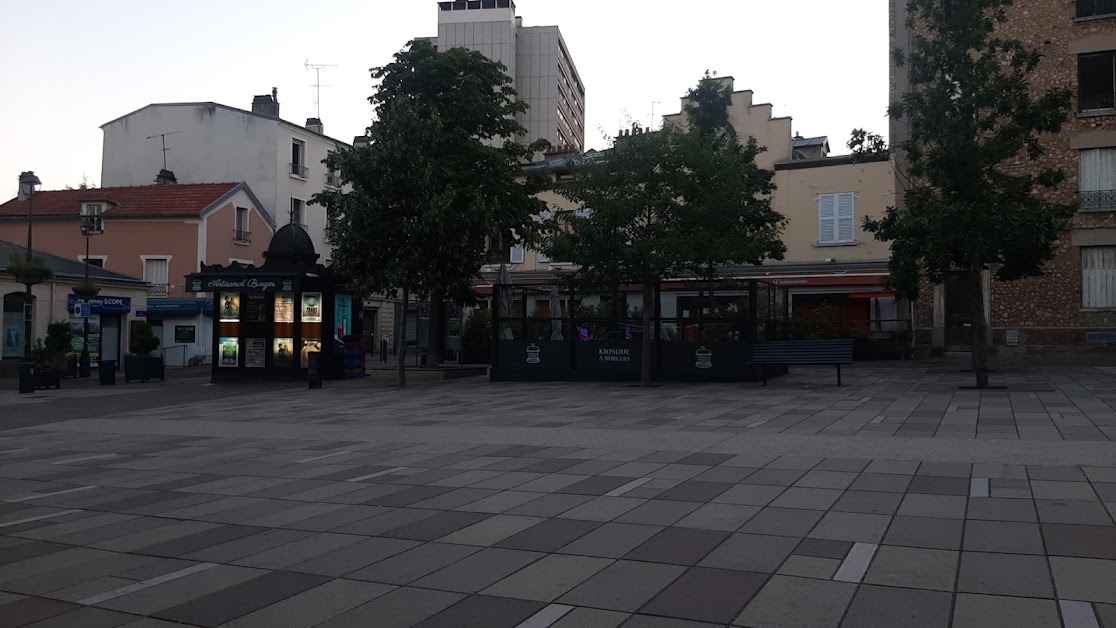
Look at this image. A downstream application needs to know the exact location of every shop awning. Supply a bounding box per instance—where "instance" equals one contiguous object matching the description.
[146,299,214,317]
[848,291,896,299]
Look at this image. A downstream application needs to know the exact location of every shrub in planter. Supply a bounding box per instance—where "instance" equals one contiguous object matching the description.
[125,322,165,383]
[30,324,71,389]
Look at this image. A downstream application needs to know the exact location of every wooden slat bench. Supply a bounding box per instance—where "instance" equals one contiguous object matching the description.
[750,339,854,386]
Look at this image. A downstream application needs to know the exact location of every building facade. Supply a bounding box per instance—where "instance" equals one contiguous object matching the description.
[0,182,273,364]
[426,0,586,152]
[99,92,348,258]
[891,0,1116,354]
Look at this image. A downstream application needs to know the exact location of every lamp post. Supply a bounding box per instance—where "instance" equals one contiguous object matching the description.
[79,217,95,378]
[17,171,41,395]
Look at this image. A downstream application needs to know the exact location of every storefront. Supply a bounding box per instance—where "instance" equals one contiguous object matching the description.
[144,299,214,367]
[65,294,134,368]
[186,225,353,383]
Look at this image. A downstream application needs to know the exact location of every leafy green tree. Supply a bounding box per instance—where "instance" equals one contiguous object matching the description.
[847,129,887,158]
[315,39,549,385]
[867,0,1075,388]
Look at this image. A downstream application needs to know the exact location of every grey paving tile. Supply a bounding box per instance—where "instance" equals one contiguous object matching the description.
[676,453,735,466]
[864,460,919,475]
[381,510,492,541]
[692,466,757,484]
[1049,556,1116,603]
[699,533,798,573]
[640,566,766,624]
[233,532,364,570]
[623,527,728,565]
[414,548,544,593]
[550,606,629,628]
[622,615,721,628]
[809,512,890,543]
[98,564,264,615]
[674,503,760,531]
[740,507,823,537]
[849,473,912,493]
[897,494,967,519]
[21,606,137,628]
[1031,480,1099,501]
[963,520,1045,554]
[769,487,843,510]
[733,575,855,628]
[506,493,593,517]
[494,518,600,552]
[883,516,963,550]
[413,594,545,628]
[133,525,263,558]
[1027,465,1086,481]
[218,578,395,628]
[1043,523,1116,559]
[654,481,732,503]
[92,521,223,553]
[1036,499,1114,525]
[410,487,499,510]
[0,547,116,586]
[557,559,685,612]
[556,476,634,496]
[454,491,543,513]
[957,551,1054,598]
[814,458,870,473]
[793,538,853,560]
[794,470,858,490]
[740,468,806,486]
[558,522,663,558]
[483,553,612,602]
[2,552,160,596]
[863,545,958,591]
[331,507,438,535]
[777,554,841,579]
[917,462,972,477]
[153,570,331,627]
[286,536,421,577]
[348,542,480,585]
[951,593,1062,628]
[437,514,543,546]
[614,500,700,526]
[966,497,1038,522]
[908,475,970,496]
[831,490,903,515]
[1095,603,1116,628]
[839,584,952,628]
[314,587,460,628]
[0,596,81,627]
[712,484,786,506]
[557,496,646,522]
[182,528,314,563]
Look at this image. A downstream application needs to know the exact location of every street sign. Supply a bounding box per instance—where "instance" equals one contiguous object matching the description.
[72,302,82,318]
[80,304,91,318]
[136,310,147,318]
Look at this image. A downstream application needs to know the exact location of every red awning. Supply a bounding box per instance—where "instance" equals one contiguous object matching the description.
[848,291,896,299]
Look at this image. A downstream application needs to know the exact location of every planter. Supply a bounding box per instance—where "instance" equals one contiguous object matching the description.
[124,356,165,383]
[461,347,492,365]
[32,367,62,390]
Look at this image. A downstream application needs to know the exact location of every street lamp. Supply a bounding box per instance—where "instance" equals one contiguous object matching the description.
[79,216,98,378]
[17,171,41,395]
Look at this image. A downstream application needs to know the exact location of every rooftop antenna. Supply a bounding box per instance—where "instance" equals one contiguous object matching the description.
[304,59,337,120]
[145,131,181,171]
[650,101,661,130]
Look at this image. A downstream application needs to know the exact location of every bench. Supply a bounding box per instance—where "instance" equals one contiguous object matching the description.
[750,339,854,386]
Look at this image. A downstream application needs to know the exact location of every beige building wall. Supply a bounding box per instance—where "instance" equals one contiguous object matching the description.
[774,158,896,263]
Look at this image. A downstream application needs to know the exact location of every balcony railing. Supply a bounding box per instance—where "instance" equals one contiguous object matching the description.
[1080,190,1116,211]
[325,173,342,188]
[290,163,308,178]
[1079,91,1116,113]
[1078,0,1116,18]
[234,229,251,243]
[148,283,169,296]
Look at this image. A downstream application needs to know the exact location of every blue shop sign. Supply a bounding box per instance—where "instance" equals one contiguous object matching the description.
[67,294,132,314]
[145,299,214,317]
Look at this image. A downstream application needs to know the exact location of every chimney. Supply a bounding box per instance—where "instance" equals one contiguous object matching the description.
[154,169,178,185]
[305,117,324,135]
[515,16,522,27]
[251,87,280,118]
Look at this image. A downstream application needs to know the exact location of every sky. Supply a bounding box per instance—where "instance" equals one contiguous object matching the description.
[0,0,889,199]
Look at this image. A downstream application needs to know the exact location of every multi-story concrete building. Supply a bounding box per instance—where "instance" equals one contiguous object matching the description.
[424,0,586,152]
[891,0,1116,354]
[100,91,348,258]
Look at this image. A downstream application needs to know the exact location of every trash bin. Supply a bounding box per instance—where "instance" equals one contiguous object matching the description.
[18,362,34,394]
[99,360,116,386]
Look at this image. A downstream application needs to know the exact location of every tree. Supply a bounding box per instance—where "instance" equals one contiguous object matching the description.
[314,39,550,385]
[847,129,887,158]
[866,0,1075,388]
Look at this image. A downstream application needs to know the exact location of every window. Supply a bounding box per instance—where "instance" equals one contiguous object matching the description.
[290,139,308,177]
[1079,51,1116,112]
[818,193,856,244]
[1080,149,1116,209]
[325,152,341,187]
[510,235,525,264]
[1078,0,1116,18]
[143,257,171,296]
[290,198,304,227]
[1083,246,1116,307]
[81,203,104,233]
[234,207,250,243]
[79,256,105,268]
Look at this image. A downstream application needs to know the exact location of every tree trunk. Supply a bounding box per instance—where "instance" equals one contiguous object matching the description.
[397,288,408,388]
[641,279,653,387]
[969,266,990,389]
[428,287,445,368]
[707,263,716,342]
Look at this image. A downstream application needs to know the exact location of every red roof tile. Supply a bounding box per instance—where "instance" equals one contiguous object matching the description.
[0,183,241,219]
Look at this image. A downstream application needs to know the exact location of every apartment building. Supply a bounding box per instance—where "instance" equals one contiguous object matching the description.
[100,90,348,258]
[892,0,1116,353]
[424,0,586,152]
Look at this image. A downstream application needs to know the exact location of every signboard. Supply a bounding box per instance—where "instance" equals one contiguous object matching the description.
[274,294,295,323]
[66,294,132,314]
[497,340,571,371]
[135,310,147,318]
[245,338,266,368]
[302,293,323,323]
[80,304,91,318]
[334,294,353,342]
[174,326,196,344]
[243,293,268,322]
[218,337,239,367]
[274,338,295,367]
[300,338,321,368]
[218,293,240,322]
[187,276,299,294]
[575,340,640,375]
[1086,332,1116,344]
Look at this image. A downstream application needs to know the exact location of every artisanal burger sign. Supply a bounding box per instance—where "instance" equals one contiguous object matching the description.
[188,276,297,294]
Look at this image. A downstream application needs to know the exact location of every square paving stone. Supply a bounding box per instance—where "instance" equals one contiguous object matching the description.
[957,551,1054,598]
[314,586,463,628]
[414,548,544,593]
[437,515,543,546]
[550,607,629,628]
[676,453,735,466]
[839,584,952,628]
[233,532,364,570]
[556,476,633,496]
[640,567,766,624]
[0,597,80,627]
[557,497,646,522]
[615,500,700,526]
[794,471,858,490]
[865,460,919,475]
[506,494,593,518]
[831,491,903,515]
[380,511,493,541]
[740,468,806,486]
[699,533,799,573]
[413,594,545,628]
[1042,523,1116,559]
[654,481,733,503]
[713,485,786,506]
[732,575,855,628]
[916,462,972,477]
[1030,480,1099,501]
[1049,557,1116,603]
[19,606,138,628]
[897,494,967,519]
[1027,465,1086,481]
[963,520,1044,554]
[794,538,853,560]
[220,578,394,628]
[674,503,760,531]
[1036,499,1114,525]
[907,475,970,496]
[482,554,613,601]
[348,542,480,585]
[364,486,456,507]
[951,593,1061,628]
[494,518,601,552]
[882,516,962,550]
[623,527,728,565]
[153,570,330,627]
[617,615,720,628]
[740,507,823,537]
[966,497,1038,522]
[286,536,421,577]
[769,487,843,510]
[808,512,890,543]
[814,458,871,473]
[777,555,840,579]
[557,560,685,612]
[1096,603,1116,628]
[455,491,544,514]
[558,522,663,558]
[849,473,912,493]
[693,467,758,484]
[863,545,958,591]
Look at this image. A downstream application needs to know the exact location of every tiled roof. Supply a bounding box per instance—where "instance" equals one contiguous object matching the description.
[0,183,240,219]
[0,240,145,284]
[793,136,829,148]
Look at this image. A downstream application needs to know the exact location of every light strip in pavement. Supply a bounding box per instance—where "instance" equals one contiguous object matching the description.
[8,486,96,503]
[0,509,81,529]
[347,467,409,482]
[51,453,117,465]
[605,477,652,497]
[297,451,353,464]
[970,478,989,498]
[517,604,574,628]
[834,542,877,583]
[78,562,217,606]
[1060,600,1100,628]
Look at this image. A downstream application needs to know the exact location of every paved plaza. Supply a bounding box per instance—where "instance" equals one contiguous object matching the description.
[0,364,1114,627]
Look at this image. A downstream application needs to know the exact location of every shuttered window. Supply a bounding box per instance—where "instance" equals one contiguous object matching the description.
[1083,246,1116,308]
[1080,149,1116,210]
[143,257,170,296]
[818,193,856,244]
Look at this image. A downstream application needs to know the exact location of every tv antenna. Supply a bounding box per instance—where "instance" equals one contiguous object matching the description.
[650,101,661,130]
[145,131,181,171]
[305,59,337,120]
